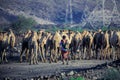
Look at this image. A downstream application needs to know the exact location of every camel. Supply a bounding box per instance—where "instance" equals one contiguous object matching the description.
[0,29,16,63]
[28,31,39,64]
[20,30,32,62]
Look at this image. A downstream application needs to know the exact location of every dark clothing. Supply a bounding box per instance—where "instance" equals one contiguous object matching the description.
[60,39,69,59]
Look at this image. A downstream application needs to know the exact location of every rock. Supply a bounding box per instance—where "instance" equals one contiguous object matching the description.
[62,76,68,80]
[93,76,97,80]
[67,71,74,76]
[19,43,22,46]
[107,65,112,68]
[40,76,43,79]
[44,76,48,79]
[18,50,21,53]
[61,72,65,76]
[14,47,17,50]
[4,77,10,80]
[74,71,77,74]
[77,73,80,76]
[37,78,41,80]
[30,78,34,80]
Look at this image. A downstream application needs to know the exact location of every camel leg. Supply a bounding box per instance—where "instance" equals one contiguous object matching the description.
[115,48,117,60]
[107,48,111,60]
[30,49,34,65]
[78,50,81,60]
[1,52,4,63]
[88,48,90,60]
[90,49,93,59]
[95,47,99,59]
[100,49,103,60]
[35,48,38,64]
[103,50,106,60]
[112,47,115,60]
[107,48,109,60]
[50,49,54,63]
[33,48,38,65]
[33,54,35,64]
[25,49,29,62]
[0,52,2,63]
[54,49,58,62]
[82,47,84,59]
[57,47,61,60]
[40,46,46,62]
[33,49,36,64]
[69,49,72,60]
[88,48,91,60]
[86,49,88,60]
[20,48,26,62]
[4,50,8,62]
[83,47,86,59]
[1,49,7,63]
[95,49,97,59]
[118,48,120,59]
[45,47,49,61]
[116,48,119,60]
[42,47,46,62]
[39,47,44,62]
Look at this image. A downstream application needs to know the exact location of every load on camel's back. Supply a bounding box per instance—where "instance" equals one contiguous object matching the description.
[0,29,16,63]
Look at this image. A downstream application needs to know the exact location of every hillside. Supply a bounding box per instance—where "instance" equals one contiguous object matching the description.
[0,0,120,29]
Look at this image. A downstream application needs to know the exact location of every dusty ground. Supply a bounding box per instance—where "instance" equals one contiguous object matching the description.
[0,60,111,79]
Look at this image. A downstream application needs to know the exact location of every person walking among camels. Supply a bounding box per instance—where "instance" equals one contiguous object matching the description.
[60,35,69,65]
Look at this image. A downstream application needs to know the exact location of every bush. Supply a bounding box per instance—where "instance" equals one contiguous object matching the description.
[11,15,37,33]
[103,67,120,80]
[45,26,61,32]
[102,26,108,31]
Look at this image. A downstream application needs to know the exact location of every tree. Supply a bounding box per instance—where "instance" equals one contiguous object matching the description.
[11,15,37,33]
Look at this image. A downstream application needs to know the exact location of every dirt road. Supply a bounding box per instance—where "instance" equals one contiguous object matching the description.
[0,60,111,79]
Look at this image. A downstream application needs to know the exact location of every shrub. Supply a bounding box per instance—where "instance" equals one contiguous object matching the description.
[10,15,37,33]
[103,67,120,80]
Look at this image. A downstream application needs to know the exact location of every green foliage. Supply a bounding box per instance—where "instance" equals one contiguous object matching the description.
[46,26,60,32]
[101,26,108,31]
[103,67,120,80]
[70,76,85,80]
[11,15,37,33]
[102,27,107,31]
[68,26,83,33]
